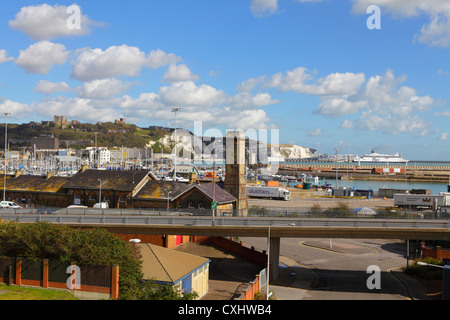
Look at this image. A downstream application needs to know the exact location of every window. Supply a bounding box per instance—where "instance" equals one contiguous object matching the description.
[119,196,126,203]
[89,194,96,201]
[103,195,109,202]
[74,193,81,205]
[188,202,195,208]
[198,203,204,209]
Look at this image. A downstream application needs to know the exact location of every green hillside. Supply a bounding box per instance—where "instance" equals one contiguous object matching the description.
[0,121,174,151]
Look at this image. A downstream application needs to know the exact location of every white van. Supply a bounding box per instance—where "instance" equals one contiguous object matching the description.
[0,201,21,209]
[93,202,109,209]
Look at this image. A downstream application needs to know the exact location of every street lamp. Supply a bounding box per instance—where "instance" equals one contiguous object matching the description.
[3,112,11,202]
[98,179,102,204]
[171,107,180,181]
[417,261,450,300]
[167,190,172,212]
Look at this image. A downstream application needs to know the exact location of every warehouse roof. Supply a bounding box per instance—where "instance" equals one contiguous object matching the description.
[172,183,236,204]
[62,169,157,191]
[138,243,210,284]
[133,180,190,200]
[0,174,69,193]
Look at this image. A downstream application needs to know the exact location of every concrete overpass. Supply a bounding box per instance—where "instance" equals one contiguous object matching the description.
[2,213,450,280]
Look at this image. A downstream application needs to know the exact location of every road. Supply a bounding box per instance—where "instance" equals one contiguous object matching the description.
[240,237,418,300]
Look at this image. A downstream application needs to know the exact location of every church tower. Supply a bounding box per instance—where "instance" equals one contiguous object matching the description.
[224,131,248,216]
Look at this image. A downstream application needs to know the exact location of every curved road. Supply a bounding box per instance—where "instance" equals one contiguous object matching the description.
[240,237,419,300]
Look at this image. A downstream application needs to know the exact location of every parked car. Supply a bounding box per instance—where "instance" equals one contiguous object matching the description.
[93,202,109,209]
[0,201,22,209]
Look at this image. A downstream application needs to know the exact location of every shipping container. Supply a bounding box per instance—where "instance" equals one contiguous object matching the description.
[394,194,448,209]
[247,186,290,201]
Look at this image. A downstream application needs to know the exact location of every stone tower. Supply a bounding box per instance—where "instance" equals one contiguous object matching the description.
[224,131,248,216]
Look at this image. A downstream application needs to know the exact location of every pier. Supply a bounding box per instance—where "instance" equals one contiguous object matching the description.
[279,163,450,183]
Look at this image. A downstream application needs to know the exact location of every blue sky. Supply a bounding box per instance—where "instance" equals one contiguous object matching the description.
[0,0,450,160]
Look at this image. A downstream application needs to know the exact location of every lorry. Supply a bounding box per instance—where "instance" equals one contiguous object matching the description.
[394,193,450,209]
[247,186,291,201]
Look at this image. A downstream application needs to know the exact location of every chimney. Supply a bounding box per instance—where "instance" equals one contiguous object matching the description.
[46,172,56,179]
[189,172,198,184]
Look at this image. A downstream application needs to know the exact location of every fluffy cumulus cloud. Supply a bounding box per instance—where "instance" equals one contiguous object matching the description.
[264,67,436,135]
[352,0,450,47]
[163,64,199,82]
[319,69,435,135]
[266,67,365,96]
[159,81,228,107]
[0,98,32,116]
[71,46,181,81]
[34,80,72,95]
[77,78,133,99]
[8,3,99,40]
[0,50,14,64]
[34,96,120,123]
[15,41,69,74]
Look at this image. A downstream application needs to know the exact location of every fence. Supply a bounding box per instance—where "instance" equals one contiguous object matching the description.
[420,242,450,261]
[238,268,268,300]
[0,257,119,300]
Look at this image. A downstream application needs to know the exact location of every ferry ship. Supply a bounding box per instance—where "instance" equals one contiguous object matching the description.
[353,151,409,163]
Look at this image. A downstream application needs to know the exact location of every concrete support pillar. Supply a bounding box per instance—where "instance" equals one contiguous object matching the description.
[269,237,280,282]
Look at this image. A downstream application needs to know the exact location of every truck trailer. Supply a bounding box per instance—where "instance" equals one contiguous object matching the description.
[247,186,291,201]
[394,193,450,209]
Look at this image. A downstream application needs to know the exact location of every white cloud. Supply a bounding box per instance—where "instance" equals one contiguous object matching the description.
[34,96,120,123]
[71,46,181,81]
[266,67,365,96]
[113,78,278,129]
[163,64,199,82]
[250,0,279,17]
[439,132,448,140]
[307,128,324,137]
[0,98,31,116]
[9,3,100,41]
[264,67,436,135]
[341,119,354,129]
[352,0,450,47]
[159,81,228,107]
[77,78,133,99]
[72,45,147,81]
[0,50,14,64]
[15,41,69,74]
[147,49,182,69]
[34,80,72,95]
[320,70,435,134]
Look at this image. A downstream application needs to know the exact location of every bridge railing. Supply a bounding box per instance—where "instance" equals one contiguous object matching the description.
[1,213,449,229]
[0,206,445,221]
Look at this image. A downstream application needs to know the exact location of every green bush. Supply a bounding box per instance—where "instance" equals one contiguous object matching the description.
[0,221,195,299]
[404,257,444,280]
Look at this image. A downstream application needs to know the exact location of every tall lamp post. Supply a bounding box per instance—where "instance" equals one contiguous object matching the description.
[167,190,172,212]
[417,262,450,300]
[98,179,102,204]
[3,112,11,202]
[171,107,180,181]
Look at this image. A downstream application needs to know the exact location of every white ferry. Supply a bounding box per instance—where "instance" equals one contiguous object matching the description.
[353,151,409,163]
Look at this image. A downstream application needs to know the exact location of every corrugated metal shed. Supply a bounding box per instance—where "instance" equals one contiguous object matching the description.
[138,243,210,284]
